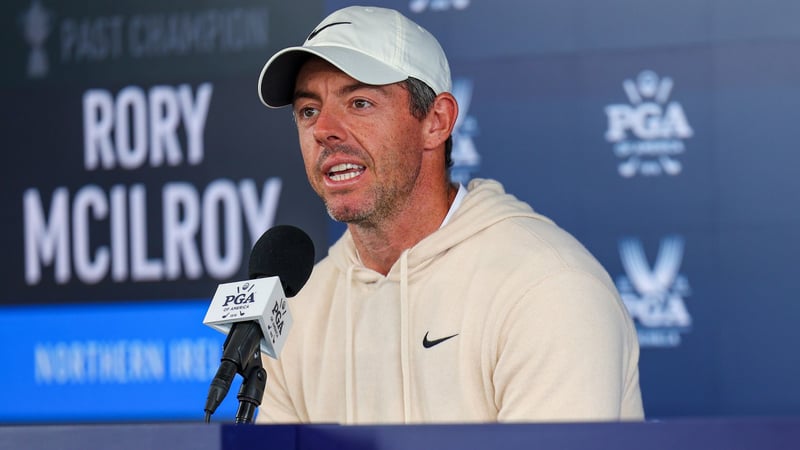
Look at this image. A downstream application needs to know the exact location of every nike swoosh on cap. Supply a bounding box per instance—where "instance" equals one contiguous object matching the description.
[307,21,352,41]
[422,332,459,349]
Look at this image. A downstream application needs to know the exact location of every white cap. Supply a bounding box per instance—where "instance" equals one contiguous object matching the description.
[258,6,451,108]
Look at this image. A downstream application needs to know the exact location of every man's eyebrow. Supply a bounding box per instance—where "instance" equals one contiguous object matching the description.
[292,89,320,105]
[292,82,390,104]
[338,82,389,97]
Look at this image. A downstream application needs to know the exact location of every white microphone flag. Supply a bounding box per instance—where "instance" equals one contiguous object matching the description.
[203,276,293,359]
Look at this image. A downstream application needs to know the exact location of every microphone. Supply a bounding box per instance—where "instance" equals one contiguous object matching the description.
[202,225,314,423]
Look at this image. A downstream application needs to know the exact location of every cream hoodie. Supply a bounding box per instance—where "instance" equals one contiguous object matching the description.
[257,179,644,424]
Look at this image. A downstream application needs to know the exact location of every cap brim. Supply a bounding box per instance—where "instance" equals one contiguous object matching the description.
[258,45,409,108]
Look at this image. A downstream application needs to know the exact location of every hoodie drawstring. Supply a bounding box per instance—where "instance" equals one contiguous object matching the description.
[344,264,356,424]
[399,250,412,422]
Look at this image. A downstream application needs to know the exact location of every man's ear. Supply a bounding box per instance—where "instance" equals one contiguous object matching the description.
[423,93,458,150]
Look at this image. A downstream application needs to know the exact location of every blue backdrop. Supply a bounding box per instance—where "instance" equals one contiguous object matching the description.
[1,0,799,423]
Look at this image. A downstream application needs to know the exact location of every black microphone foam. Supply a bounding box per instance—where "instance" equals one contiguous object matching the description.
[247,225,315,297]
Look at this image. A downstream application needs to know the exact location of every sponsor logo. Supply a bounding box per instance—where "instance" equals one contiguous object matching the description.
[21,0,54,78]
[267,297,288,344]
[616,235,692,348]
[221,282,256,309]
[409,0,470,13]
[422,332,459,348]
[306,21,351,41]
[450,78,481,184]
[604,70,693,178]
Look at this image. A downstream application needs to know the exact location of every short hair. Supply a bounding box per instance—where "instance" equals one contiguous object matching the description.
[401,77,454,169]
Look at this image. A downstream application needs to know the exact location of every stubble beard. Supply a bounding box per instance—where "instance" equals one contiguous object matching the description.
[324,182,398,228]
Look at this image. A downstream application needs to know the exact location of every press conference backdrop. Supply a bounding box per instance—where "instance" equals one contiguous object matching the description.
[1,0,798,423]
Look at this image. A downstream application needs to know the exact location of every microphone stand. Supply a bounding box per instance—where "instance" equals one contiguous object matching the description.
[204,322,267,424]
[234,346,267,424]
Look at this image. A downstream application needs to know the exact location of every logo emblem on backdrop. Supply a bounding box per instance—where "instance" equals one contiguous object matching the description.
[450,78,481,184]
[604,70,693,178]
[409,0,470,13]
[21,0,54,78]
[616,235,692,348]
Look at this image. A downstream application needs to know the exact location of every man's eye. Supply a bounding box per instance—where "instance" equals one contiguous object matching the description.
[353,99,372,109]
[300,107,318,119]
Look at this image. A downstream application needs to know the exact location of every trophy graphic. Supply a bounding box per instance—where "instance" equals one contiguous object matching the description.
[22,0,53,78]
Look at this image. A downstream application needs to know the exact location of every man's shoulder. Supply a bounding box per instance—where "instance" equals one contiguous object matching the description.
[458,215,611,282]
[471,213,579,253]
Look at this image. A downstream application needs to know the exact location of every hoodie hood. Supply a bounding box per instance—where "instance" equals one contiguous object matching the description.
[328,178,553,278]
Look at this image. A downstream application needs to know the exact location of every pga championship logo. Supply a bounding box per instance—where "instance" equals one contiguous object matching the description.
[450,78,481,184]
[220,282,256,318]
[604,70,693,178]
[616,235,692,348]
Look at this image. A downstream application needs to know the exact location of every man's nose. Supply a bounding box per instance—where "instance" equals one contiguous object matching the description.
[312,105,346,145]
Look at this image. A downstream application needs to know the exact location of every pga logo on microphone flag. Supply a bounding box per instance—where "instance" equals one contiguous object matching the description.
[203,277,293,359]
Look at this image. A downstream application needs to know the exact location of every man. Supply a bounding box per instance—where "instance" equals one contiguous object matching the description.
[255,5,644,424]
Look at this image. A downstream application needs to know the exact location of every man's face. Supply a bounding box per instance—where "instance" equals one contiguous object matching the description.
[292,58,426,226]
